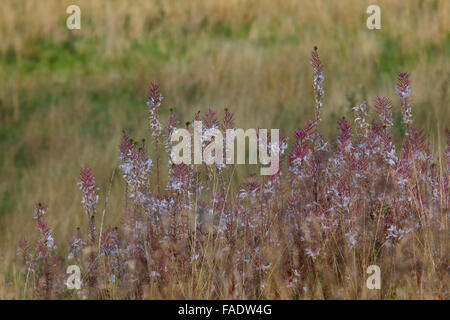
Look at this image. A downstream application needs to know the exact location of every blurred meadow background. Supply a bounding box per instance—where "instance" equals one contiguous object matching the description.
[0,0,449,298]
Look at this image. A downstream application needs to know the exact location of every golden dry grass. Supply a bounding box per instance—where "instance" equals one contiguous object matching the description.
[0,0,448,299]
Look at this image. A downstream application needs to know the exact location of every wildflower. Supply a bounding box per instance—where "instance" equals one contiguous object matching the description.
[305,247,320,260]
[396,72,413,128]
[353,102,369,137]
[33,202,48,219]
[337,118,352,154]
[119,132,152,205]
[34,202,57,254]
[147,82,163,139]
[374,96,393,128]
[310,47,324,124]
[150,271,161,278]
[100,227,120,257]
[68,228,86,260]
[17,50,448,300]
[164,109,178,167]
[78,167,99,216]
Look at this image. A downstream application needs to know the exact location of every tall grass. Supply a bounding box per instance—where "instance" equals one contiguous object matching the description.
[14,49,449,299]
[0,0,449,299]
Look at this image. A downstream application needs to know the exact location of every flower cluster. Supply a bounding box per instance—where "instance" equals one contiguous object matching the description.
[18,50,448,299]
[310,47,324,124]
[148,82,163,139]
[396,72,413,128]
[78,167,99,216]
[119,132,153,206]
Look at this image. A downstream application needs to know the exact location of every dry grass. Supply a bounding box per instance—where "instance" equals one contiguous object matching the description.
[0,0,449,299]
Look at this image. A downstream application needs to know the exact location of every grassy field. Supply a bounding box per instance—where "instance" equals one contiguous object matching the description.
[0,0,449,299]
